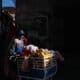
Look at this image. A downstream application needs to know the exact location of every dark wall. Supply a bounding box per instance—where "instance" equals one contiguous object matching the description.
[17,0,64,51]
[65,2,80,79]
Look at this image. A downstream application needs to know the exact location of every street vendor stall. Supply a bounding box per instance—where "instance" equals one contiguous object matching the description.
[10,43,58,80]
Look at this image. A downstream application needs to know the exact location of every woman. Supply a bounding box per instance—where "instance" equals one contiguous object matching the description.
[0,9,16,80]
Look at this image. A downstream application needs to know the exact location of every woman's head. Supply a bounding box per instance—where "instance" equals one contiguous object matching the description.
[20,35,25,40]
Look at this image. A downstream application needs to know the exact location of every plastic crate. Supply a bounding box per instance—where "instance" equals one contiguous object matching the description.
[17,55,56,71]
[17,55,57,80]
[29,56,56,69]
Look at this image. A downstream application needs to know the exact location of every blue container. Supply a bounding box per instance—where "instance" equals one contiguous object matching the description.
[17,47,23,54]
[2,0,16,7]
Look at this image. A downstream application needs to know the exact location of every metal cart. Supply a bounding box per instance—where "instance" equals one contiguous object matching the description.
[17,56,57,80]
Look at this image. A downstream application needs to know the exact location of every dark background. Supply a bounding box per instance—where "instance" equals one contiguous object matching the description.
[65,3,80,79]
[16,0,64,51]
[65,1,80,80]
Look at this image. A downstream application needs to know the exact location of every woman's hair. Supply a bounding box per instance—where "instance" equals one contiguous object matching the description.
[17,29,27,39]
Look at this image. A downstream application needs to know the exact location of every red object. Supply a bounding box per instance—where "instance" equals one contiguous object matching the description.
[21,48,27,57]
